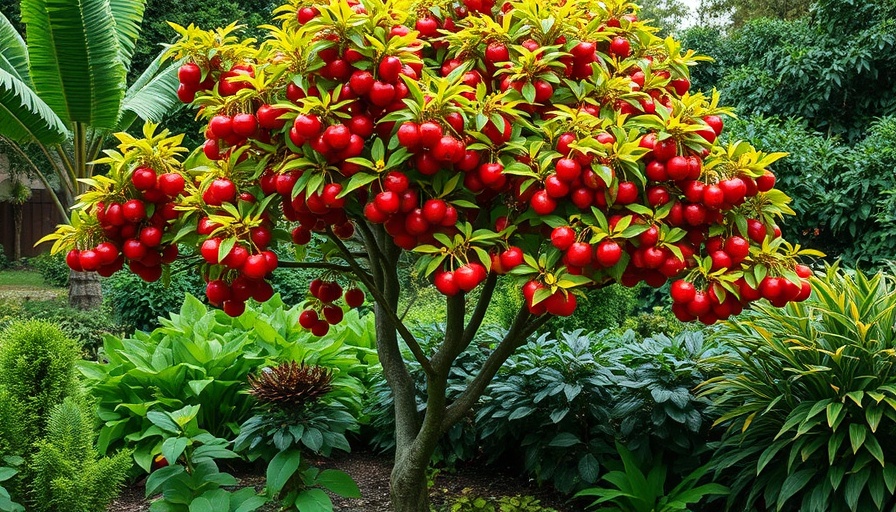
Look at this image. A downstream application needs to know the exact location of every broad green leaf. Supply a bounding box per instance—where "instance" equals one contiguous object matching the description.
[107,0,145,68]
[316,469,361,498]
[21,0,126,128]
[849,423,867,454]
[144,465,185,497]
[161,436,188,466]
[0,67,68,143]
[266,449,301,496]
[548,432,580,448]
[0,13,29,84]
[293,488,333,512]
[119,51,180,130]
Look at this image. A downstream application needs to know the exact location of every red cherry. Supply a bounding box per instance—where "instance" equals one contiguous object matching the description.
[345,288,365,308]
[231,113,258,137]
[200,237,222,264]
[206,280,231,306]
[223,300,246,317]
[323,305,344,325]
[566,242,593,267]
[132,167,157,191]
[551,226,576,250]
[756,170,776,192]
[419,122,443,149]
[311,319,330,336]
[530,190,556,215]
[122,199,146,223]
[500,247,524,270]
[595,240,622,267]
[670,280,696,304]
[746,219,767,243]
[434,270,460,296]
[158,173,185,197]
[544,291,577,317]
[609,37,631,57]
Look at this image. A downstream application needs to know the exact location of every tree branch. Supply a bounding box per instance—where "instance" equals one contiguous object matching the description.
[462,272,498,346]
[441,306,551,431]
[325,227,435,377]
[430,293,467,375]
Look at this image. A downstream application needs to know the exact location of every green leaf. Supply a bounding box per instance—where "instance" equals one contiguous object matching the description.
[145,465,185,497]
[0,467,16,481]
[849,423,867,454]
[578,453,599,484]
[776,469,814,510]
[266,449,301,496]
[0,67,68,143]
[21,0,127,128]
[548,432,580,447]
[293,488,333,512]
[0,13,30,84]
[507,406,534,421]
[107,0,145,68]
[316,469,361,498]
[161,436,187,466]
[146,410,180,434]
[119,51,180,129]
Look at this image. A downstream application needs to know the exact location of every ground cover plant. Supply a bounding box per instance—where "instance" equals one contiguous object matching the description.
[37,0,818,508]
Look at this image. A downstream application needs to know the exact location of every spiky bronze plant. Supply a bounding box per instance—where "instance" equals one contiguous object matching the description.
[248,362,333,409]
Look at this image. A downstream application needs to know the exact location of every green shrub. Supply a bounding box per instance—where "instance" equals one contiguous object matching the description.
[703,267,896,511]
[0,320,79,444]
[477,329,721,494]
[81,293,373,473]
[102,258,206,331]
[575,442,728,512]
[440,491,558,512]
[30,398,132,512]
[477,330,616,494]
[28,252,68,287]
[15,300,130,359]
[0,246,9,271]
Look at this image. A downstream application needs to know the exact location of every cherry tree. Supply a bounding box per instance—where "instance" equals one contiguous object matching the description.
[40,0,819,509]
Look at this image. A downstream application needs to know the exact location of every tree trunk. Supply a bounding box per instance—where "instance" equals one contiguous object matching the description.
[68,270,102,310]
[13,204,22,261]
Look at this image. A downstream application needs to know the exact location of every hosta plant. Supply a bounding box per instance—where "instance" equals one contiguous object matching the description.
[39,0,818,507]
[80,293,370,472]
[702,266,896,511]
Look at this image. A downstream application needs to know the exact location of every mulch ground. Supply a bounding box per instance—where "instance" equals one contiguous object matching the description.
[107,449,579,511]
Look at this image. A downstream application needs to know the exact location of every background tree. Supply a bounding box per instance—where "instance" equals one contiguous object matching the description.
[697,0,812,27]
[0,0,181,308]
[41,0,816,509]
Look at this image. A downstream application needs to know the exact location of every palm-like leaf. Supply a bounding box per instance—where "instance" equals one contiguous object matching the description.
[0,67,68,144]
[0,13,30,85]
[118,51,181,131]
[108,0,146,69]
[21,0,126,129]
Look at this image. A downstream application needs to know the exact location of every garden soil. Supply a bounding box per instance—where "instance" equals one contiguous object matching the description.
[107,449,575,511]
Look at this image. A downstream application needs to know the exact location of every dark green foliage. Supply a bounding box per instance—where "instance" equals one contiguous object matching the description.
[0,246,10,270]
[682,0,896,141]
[29,398,132,512]
[703,267,896,511]
[606,331,721,469]
[477,330,615,494]
[101,258,206,331]
[547,284,639,335]
[82,294,372,473]
[0,320,79,444]
[477,329,721,494]
[364,323,484,467]
[14,300,130,359]
[0,462,24,512]
[28,252,69,287]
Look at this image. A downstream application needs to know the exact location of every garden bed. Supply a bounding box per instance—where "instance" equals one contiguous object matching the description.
[108,450,573,511]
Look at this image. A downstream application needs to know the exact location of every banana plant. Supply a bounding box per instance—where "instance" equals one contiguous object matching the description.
[0,0,181,221]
